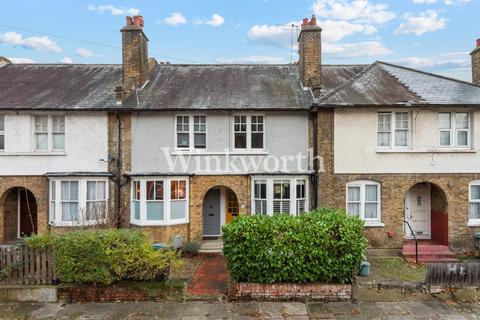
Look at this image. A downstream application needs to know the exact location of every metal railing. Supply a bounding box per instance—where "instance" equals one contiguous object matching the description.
[403,220,418,264]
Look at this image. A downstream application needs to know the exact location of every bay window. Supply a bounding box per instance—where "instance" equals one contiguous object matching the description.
[49,178,108,226]
[175,115,207,150]
[346,181,382,226]
[251,177,308,216]
[439,112,470,148]
[131,177,189,226]
[469,182,480,225]
[34,115,65,152]
[377,112,410,148]
[233,115,265,150]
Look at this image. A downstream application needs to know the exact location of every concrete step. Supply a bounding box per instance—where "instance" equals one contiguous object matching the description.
[401,243,457,262]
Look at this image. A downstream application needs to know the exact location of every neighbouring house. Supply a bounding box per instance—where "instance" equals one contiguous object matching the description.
[1,15,480,255]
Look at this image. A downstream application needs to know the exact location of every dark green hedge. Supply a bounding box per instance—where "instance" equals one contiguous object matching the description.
[222,209,367,284]
[25,229,180,285]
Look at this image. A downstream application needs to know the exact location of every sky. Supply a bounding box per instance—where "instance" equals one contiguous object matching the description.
[0,0,479,81]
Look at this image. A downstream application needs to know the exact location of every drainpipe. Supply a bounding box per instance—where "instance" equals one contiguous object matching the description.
[114,112,122,228]
[312,110,319,209]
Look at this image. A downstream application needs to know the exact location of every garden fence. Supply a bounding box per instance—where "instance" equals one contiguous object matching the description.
[0,245,56,285]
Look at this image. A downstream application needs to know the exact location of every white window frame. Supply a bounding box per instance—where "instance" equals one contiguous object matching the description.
[0,114,4,151]
[86,180,107,222]
[33,115,65,152]
[174,115,207,151]
[346,180,383,227]
[377,111,410,149]
[49,177,108,226]
[438,112,470,148]
[253,180,268,215]
[251,176,308,216]
[469,181,480,226]
[130,176,189,226]
[232,114,266,151]
[377,112,391,147]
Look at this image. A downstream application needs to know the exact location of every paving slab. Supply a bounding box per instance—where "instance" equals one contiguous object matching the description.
[282,302,308,316]
[184,302,211,316]
[307,302,335,319]
[30,303,66,319]
[356,302,385,320]
[259,301,284,318]
[207,303,233,320]
[326,302,359,316]
[400,301,438,319]
[375,302,409,316]
[233,302,259,317]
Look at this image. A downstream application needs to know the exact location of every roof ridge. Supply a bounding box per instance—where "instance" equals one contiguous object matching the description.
[316,62,379,104]
[378,61,480,88]
[5,63,121,67]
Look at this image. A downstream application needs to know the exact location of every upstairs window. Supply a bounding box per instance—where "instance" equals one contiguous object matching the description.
[233,115,265,150]
[377,112,410,148]
[439,112,469,148]
[176,115,207,150]
[346,181,381,226]
[34,115,65,152]
[0,115,4,151]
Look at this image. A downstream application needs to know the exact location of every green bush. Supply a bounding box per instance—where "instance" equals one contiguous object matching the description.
[25,229,180,285]
[222,209,368,284]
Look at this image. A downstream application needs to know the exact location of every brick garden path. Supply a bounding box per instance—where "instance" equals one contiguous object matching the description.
[187,254,230,298]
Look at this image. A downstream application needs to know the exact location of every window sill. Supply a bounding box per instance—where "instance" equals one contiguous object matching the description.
[0,151,66,156]
[467,222,480,227]
[376,148,476,154]
[130,220,189,227]
[171,150,268,156]
[49,220,105,227]
[364,222,385,228]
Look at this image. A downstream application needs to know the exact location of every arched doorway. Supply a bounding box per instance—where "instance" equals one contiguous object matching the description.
[404,182,448,244]
[203,186,239,238]
[2,187,38,242]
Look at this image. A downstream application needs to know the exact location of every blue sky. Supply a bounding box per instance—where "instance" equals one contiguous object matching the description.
[0,0,478,80]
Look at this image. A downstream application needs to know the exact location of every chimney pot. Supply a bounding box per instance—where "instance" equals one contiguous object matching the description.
[302,18,309,27]
[126,16,133,26]
[133,15,144,27]
[310,14,317,26]
[476,38,480,48]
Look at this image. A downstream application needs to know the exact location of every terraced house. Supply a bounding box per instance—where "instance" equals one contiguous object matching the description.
[1,15,480,257]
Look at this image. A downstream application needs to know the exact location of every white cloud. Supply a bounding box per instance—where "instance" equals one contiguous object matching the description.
[164,12,187,26]
[195,14,225,27]
[87,4,140,16]
[394,52,469,69]
[6,57,35,63]
[312,0,396,25]
[412,0,437,3]
[324,41,392,57]
[75,48,95,58]
[217,55,287,64]
[444,0,471,5]
[395,10,447,36]
[0,32,62,53]
[60,57,74,64]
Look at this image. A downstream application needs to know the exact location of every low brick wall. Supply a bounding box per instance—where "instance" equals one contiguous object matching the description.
[230,282,352,301]
[57,281,186,303]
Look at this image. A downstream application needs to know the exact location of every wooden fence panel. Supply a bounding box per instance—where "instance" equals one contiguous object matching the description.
[0,245,56,285]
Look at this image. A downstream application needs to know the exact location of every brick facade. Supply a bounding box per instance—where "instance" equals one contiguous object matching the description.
[471,46,480,86]
[316,109,480,251]
[0,176,48,243]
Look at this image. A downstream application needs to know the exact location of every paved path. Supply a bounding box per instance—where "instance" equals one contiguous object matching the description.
[1,300,480,319]
[187,254,229,297]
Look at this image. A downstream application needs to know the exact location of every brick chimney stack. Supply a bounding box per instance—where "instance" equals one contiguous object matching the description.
[471,39,480,85]
[120,15,149,92]
[298,15,322,97]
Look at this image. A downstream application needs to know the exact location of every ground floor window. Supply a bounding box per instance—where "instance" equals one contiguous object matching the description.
[251,176,308,216]
[469,181,480,225]
[131,177,189,226]
[49,178,108,226]
[346,180,382,226]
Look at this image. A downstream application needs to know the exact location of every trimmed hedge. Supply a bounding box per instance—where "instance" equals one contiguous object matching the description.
[222,209,367,284]
[25,229,180,285]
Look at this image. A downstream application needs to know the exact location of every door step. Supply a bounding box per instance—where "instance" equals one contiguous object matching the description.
[401,243,457,263]
[199,238,223,254]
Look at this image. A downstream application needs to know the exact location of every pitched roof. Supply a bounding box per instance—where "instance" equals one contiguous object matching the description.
[0,64,121,110]
[130,64,313,110]
[318,61,480,106]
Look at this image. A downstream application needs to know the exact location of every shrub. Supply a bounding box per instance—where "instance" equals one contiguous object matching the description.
[25,229,180,285]
[222,209,367,284]
[182,240,201,256]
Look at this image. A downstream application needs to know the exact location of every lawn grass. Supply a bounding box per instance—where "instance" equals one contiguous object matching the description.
[367,257,426,283]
